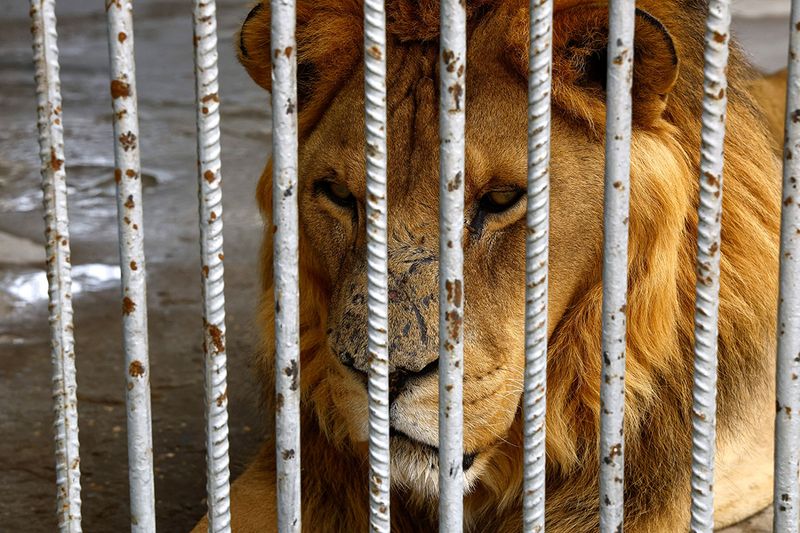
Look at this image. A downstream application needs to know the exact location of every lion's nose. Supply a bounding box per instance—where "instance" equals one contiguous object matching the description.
[388,358,438,403]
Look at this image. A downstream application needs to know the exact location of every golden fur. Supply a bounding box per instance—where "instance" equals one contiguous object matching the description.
[193,1,784,531]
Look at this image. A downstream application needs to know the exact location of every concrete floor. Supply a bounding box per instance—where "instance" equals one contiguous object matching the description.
[0,1,790,532]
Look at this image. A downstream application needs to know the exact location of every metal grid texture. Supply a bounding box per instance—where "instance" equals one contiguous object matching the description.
[689,1,732,531]
[30,1,83,531]
[773,0,800,529]
[523,0,553,531]
[27,1,800,532]
[364,0,391,531]
[437,0,467,531]
[105,1,157,530]
[192,1,232,531]
[270,0,302,531]
[598,1,635,531]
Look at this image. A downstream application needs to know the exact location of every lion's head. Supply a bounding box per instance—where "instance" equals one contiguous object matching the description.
[238,0,781,525]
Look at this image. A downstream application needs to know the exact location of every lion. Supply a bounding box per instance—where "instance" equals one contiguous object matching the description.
[193,0,785,531]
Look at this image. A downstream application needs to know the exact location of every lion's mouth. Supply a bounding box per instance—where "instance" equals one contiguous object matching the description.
[390,428,477,471]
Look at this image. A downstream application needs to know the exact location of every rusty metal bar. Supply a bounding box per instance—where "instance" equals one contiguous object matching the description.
[438,0,466,529]
[270,0,302,531]
[105,1,156,530]
[689,2,731,531]
[30,1,82,531]
[523,0,553,530]
[364,0,391,531]
[774,1,800,530]
[192,1,232,531]
[599,1,635,531]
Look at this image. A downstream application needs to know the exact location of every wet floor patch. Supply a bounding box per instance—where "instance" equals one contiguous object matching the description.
[1,263,121,305]
[0,161,161,216]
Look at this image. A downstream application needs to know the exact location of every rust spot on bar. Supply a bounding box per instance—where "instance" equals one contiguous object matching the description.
[124,195,135,209]
[202,265,209,277]
[368,45,381,60]
[704,171,720,188]
[114,169,122,183]
[126,169,136,177]
[118,32,126,43]
[129,360,145,377]
[119,132,137,151]
[284,46,293,58]
[216,389,227,407]
[130,260,138,271]
[285,360,299,391]
[208,324,224,353]
[203,170,215,183]
[50,148,63,171]
[445,279,463,307]
[110,80,130,99]
[448,82,463,111]
[712,31,727,43]
[122,297,136,315]
[447,310,463,339]
[447,171,463,192]
[201,93,219,103]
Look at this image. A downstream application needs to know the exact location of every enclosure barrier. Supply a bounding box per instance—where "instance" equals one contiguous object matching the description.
[363,0,391,531]
[598,1,634,530]
[192,1,232,531]
[775,1,800,531]
[26,0,800,531]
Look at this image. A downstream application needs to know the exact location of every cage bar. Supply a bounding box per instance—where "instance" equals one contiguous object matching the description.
[105,1,156,530]
[598,1,635,531]
[29,1,82,531]
[192,1,232,531]
[364,0,391,531]
[270,0,302,531]
[689,2,731,531]
[438,0,467,530]
[523,0,553,531]
[773,1,800,530]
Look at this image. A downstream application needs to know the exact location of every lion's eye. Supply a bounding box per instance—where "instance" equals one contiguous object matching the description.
[479,189,525,214]
[316,179,355,208]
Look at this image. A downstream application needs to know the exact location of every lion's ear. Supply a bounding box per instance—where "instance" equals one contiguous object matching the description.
[510,5,678,130]
[237,1,362,125]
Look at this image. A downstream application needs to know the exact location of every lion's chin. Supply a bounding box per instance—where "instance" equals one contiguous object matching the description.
[387,431,482,498]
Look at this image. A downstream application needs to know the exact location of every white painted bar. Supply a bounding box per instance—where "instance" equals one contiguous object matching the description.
[270,0,302,530]
[192,1,232,531]
[30,1,82,530]
[438,0,467,530]
[598,1,635,531]
[105,1,156,530]
[689,1,732,531]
